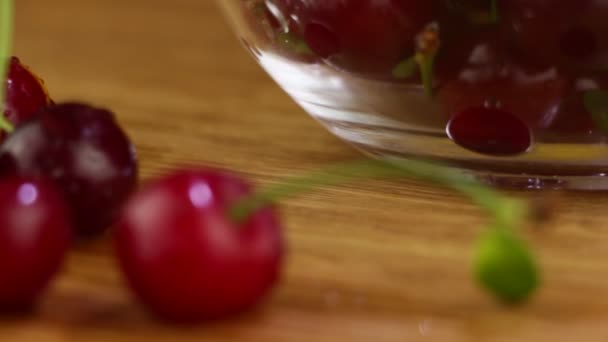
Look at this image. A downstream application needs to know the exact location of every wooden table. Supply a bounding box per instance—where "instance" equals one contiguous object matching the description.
[5,0,608,340]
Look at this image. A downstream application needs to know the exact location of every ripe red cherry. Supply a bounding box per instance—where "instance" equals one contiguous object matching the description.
[447,106,532,156]
[498,1,601,67]
[437,31,566,129]
[0,102,138,237]
[3,57,51,137]
[0,176,71,311]
[114,168,284,322]
[278,0,437,75]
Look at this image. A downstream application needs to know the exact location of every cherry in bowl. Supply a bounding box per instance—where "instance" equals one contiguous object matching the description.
[224,0,608,189]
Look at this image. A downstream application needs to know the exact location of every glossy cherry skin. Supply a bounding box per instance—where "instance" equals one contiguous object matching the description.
[0,102,138,237]
[498,1,603,68]
[3,57,51,138]
[447,106,532,156]
[0,176,71,311]
[114,168,284,323]
[437,30,566,129]
[275,0,437,75]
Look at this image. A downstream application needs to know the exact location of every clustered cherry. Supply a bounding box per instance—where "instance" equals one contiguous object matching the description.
[0,57,284,323]
[246,0,608,156]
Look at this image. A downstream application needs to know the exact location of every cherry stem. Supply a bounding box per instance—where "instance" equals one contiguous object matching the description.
[278,31,312,55]
[414,23,439,98]
[415,52,436,97]
[230,158,527,228]
[583,90,608,134]
[489,0,499,23]
[0,0,13,133]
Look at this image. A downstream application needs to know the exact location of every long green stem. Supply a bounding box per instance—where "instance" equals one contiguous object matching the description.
[229,158,537,303]
[0,0,13,133]
[230,158,526,225]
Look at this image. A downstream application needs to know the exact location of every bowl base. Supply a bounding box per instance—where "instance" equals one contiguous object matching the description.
[362,148,608,191]
[313,116,608,191]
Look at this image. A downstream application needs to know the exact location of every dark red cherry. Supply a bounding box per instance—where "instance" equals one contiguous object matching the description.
[114,168,284,322]
[3,57,51,137]
[498,1,604,67]
[0,102,138,237]
[443,0,498,22]
[447,106,532,156]
[437,31,566,129]
[559,27,599,60]
[278,0,437,75]
[570,3,608,68]
[304,23,339,59]
[0,176,71,311]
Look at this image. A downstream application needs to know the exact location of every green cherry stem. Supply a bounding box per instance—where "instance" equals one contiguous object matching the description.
[277,31,313,55]
[415,52,436,98]
[0,0,14,133]
[230,158,527,226]
[414,22,440,97]
[229,158,537,303]
[392,56,418,79]
[489,0,499,23]
[583,90,608,134]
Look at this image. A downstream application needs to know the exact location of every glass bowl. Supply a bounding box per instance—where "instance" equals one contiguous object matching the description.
[218,0,608,190]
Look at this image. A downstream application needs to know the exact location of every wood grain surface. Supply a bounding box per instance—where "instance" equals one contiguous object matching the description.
[5,0,608,341]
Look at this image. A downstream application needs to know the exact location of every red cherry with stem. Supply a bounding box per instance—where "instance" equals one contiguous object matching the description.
[0,102,138,237]
[115,156,540,321]
[0,176,71,311]
[280,0,437,76]
[114,168,284,322]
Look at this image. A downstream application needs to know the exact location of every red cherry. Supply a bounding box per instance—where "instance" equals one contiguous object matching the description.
[437,31,566,129]
[0,102,138,237]
[447,106,532,156]
[303,22,339,59]
[559,27,599,60]
[498,1,605,68]
[114,168,284,322]
[0,176,71,311]
[280,0,437,76]
[3,57,51,137]
[570,3,608,68]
